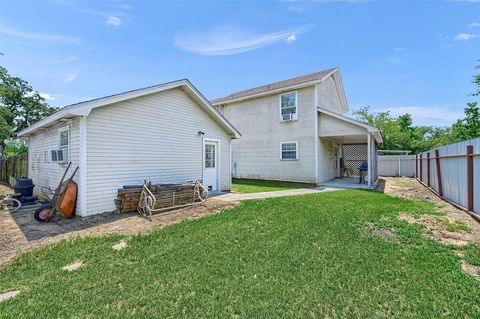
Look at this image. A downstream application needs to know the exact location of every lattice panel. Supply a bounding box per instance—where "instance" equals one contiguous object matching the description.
[333,144,368,177]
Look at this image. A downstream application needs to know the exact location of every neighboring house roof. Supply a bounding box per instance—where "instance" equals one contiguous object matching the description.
[17,80,241,138]
[317,108,383,144]
[211,68,347,111]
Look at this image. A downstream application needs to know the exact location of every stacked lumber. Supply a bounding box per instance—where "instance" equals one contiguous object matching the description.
[115,182,197,213]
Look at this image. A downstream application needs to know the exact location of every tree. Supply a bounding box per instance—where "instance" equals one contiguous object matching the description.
[0,65,58,153]
[353,106,452,153]
[451,102,480,141]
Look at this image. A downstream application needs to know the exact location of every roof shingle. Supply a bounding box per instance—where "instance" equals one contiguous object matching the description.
[211,68,337,104]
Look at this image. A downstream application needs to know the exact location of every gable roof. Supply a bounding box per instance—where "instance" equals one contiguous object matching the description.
[17,79,241,138]
[317,108,383,144]
[211,68,342,106]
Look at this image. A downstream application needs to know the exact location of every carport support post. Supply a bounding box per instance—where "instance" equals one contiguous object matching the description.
[467,145,474,211]
[367,133,371,187]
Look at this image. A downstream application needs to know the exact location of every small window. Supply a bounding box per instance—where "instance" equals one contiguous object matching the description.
[58,126,69,163]
[280,92,297,121]
[205,144,216,168]
[280,142,298,160]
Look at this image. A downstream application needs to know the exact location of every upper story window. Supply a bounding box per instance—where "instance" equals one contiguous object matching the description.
[279,91,298,121]
[280,141,298,160]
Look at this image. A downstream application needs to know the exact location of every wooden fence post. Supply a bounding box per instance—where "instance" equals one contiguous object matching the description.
[435,149,443,197]
[467,145,474,211]
[419,154,423,182]
[427,152,431,187]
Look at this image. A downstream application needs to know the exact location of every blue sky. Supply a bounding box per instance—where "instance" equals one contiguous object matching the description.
[0,0,479,126]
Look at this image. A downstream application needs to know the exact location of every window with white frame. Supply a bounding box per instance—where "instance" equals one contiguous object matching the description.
[280,91,297,121]
[280,142,298,160]
[58,126,69,163]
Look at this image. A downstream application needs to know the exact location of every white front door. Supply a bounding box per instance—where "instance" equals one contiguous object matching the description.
[203,141,218,191]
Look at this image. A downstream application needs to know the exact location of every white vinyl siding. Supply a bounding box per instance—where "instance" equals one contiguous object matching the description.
[28,118,80,206]
[217,86,316,183]
[316,76,345,114]
[85,88,232,216]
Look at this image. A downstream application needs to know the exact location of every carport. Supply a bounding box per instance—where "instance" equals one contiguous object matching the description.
[317,108,383,187]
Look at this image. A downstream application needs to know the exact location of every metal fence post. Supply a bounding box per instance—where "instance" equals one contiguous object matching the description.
[435,149,443,197]
[427,152,431,187]
[419,154,423,182]
[415,154,418,178]
[467,145,474,211]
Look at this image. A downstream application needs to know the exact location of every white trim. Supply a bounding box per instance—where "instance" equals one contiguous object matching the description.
[78,116,87,217]
[367,133,372,187]
[229,138,232,190]
[17,80,241,139]
[314,84,319,184]
[203,138,221,191]
[317,107,383,144]
[280,141,299,161]
[279,91,298,122]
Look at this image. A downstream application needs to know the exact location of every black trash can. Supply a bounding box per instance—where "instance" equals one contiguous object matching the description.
[14,177,35,197]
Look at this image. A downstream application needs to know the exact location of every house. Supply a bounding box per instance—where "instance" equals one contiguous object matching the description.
[211,68,382,187]
[17,80,240,217]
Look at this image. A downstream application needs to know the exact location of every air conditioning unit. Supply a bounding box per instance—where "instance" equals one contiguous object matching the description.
[282,113,295,121]
[51,149,68,163]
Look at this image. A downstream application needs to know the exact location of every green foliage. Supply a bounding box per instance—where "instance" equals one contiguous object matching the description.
[353,107,453,153]
[0,65,58,147]
[3,139,28,157]
[232,178,316,193]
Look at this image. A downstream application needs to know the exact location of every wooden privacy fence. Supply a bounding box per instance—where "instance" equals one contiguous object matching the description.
[0,153,28,185]
[378,155,416,177]
[416,138,480,216]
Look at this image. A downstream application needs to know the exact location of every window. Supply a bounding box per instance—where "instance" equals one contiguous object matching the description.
[205,144,216,168]
[280,91,297,121]
[280,142,298,160]
[58,126,69,163]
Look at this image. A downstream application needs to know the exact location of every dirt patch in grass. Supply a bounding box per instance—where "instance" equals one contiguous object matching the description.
[0,198,237,267]
[383,177,480,277]
[382,177,480,246]
[461,260,479,279]
[62,261,84,272]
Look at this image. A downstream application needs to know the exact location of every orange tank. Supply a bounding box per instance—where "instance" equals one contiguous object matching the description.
[59,181,78,218]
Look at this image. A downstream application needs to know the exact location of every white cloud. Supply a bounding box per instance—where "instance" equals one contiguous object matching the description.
[0,26,81,44]
[394,47,405,52]
[106,16,122,27]
[114,4,132,10]
[386,56,402,65]
[64,73,78,83]
[453,33,477,41]
[39,93,56,101]
[469,22,480,27]
[286,34,297,43]
[175,26,308,55]
[376,106,463,126]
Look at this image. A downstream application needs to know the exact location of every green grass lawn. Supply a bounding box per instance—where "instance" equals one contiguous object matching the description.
[1,190,480,318]
[232,178,316,193]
